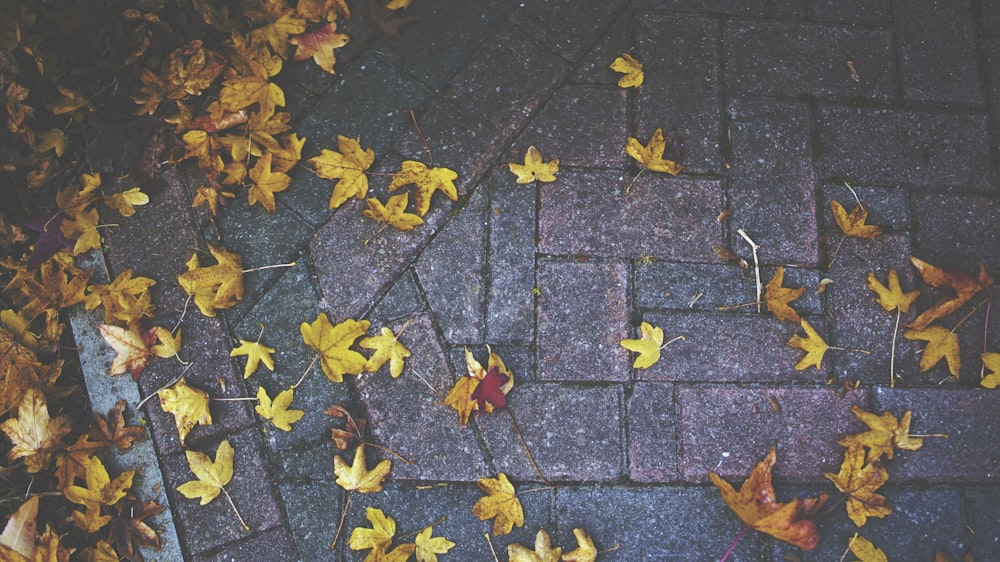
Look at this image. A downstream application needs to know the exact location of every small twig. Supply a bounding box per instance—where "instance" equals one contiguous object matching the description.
[982,291,993,380]
[409,368,439,393]
[212,397,259,402]
[516,485,558,496]
[716,301,762,311]
[507,410,547,483]
[242,262,296,274]
[624,167,646,194]
[172,293,192,334]
[292,356,318,389]
[137,363,193,409]
[484,533,499,562]
[362,223,390,246]
[363,441,414,465]
[410,109,433,164]
[719,524,749,562]
[220,486,249,531]
[597,544,621,555]
[398,516,446,540]
[828,234,847,269]
[736,229,761,313]
[843,181,864,210]
[330,495,351,550]
[890,308,901,388]
[828,346,872,355]
[951,296,991,333]
[909,433,949,439]
[838,533,858,562]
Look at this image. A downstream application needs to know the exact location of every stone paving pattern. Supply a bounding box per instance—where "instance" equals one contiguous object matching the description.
[82,0,1000,559]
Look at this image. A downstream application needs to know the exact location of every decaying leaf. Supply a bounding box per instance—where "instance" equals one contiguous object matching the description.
[326,404,367,451]
[507,529,561,562]
[473,472,523,536]
[908,256,994,331]
[363,194,424,230]
[838,405,924,461]
[99,324,154,379]
[255,386,304,431]
[300,313,369,382]
[982,352,1000,389]
[177,244,244,317]
[110,497,165,560]
[290,22,349,74]
[831,200,882,240]
[765,267,805,323]
[710,446,827,550]
[387,160,459,217]
[309,135,375,209]
[334,445,391,493]
[176,439,234,505]
[509,146,559,184]
[788,319,828,371]
[230,337,276,379]
[823,444,891,527]
[625,128,681,175]
[562,528,597,562]
[360,326,411,378]
[92,400,145,451]
[445,348,514,424]
[609,52,643,88]
[157,378,212,446]
[620,321,664,369]
[1,388,71,473]
[867,269,919,313]
[0,496,38,559]
[849,534,888,562]
[903,324,960,377]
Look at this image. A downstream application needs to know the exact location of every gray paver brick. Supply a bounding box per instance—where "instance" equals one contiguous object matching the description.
[627,382,679,482]
[637,311,827,383]
[509,84,628,169]
[274,438,337,482]
[357,313,489,481]
[161,429,284,555]
[367,268,424,325]
[635,262,823,315]
[645,0,767,16]
[806,0,890,23]
[415,185,487,344]
[894,0,985,106]
[983,0,1000,34]
[536,260,629,382]
[874,388,1000,483]
[637,14,722,174]
[967,488,1000,559]
[507,0,629,62]
[479,383,625,482]
[571,6,634,84]
[679,385,870,482]
[487,169,537,345]
[538,170,724,261]
[816,106,996,191]
[553,486,765,560]
[727,99,820,266]
[912,193,1000,272]
[724,21,894,100]
[279,482,344,562]
[821,183,912,233]
[192,525,298,562]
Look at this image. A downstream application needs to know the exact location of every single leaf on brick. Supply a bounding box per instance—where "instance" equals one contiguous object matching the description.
[473,472,523,536]
[620,321,664,369]
[903,324,960,377]
[982,352,1000,389]
[300,313,369,382]
[710,446,827,550]
[360,326,411,378]
[849,534,888,562]
[507,529,561,562]
[103,188,149,217]
[255,386,304,431]
[823,444,891,527]
[387,160,458,217]
[177,439,234,505]
[230,337,276,379]
[349,507,397,555]
[177,244,244,317]
[765,267,804,323]
[92,400,145,451]
[509,146,559,184]
[838,405,924,461]
[1,389,71,473]
[334,445,390,493]
[414,525,455,562]
[788,319,829,371]
[157,378,212,446]
[309,135,375,209]
[908,256,994,331]
[625,128,681,175]
[867,269,919,313]
[831,200,881,239]
[150,327,182,360]
[363,194,424,230]
[609,52,643,88]
[289,22,349,74]
[562,528,597,562]
[247,152,291,212]
[99,324,154,379]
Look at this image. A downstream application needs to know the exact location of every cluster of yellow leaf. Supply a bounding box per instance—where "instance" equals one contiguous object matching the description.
[444,347,514,425]
[301,313,413,382]
[508,529,597,562]
[349,507,455,561]
[177,244,245,316]
[824,406,926,528]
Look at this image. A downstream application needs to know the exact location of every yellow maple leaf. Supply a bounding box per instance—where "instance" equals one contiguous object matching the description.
[249,1,306,58]
[166,40,225,98]
[387,161,459,217]
[176,439,234,505]
[192,184,236,216]
[230,337,276,379]
[473,473,523,536]
[765,266,805,323]
[334,445,391,493]
[415,526,455,562]
[290,22,350,74]
[71,503,110,534]
[247,152,291,212]
[219,62,285,123]
[48,84,93,115]
[625,128,681,174]
[823,444,891,527]
[309,135,376,209]
[181,130,225,179]
[509,146,559,184]
[867,269,919,313]
[269,133,306,173]
[300,313,369,382]
[609,52,644,88]
[831,200,882,239]
[849,533,888,562]
[255,386,304,431]
[177,244,244,317]
[0,388,71,473]
[151,326,182,359]
[360,326,411,378]
[84,269,156,325]
[157,378,212,446]
[349,507,396,554]
[903,324,960,377]
[60,207,102,255]
[98,324,153,379]
[64,456,134,509]
[981,352,1000,389]
[562,528,597,562]
[363,194,425,231]
[788,319,828,371]
[620,321,664,369]
[838,405,924,461]
[53,433,103,492]
[507,529,561,562]
[444,375,480,426]
[56,173,101,218]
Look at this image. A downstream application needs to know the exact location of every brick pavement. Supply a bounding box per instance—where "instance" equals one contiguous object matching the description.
[76,0,1000,559]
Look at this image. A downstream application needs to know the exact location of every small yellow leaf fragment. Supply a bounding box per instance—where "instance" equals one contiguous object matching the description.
[609,52,644,88]
[507,529,561,562]
[982,352,1000,389]
[562,528,597,562]
[509,146,559,184]
[473,473,523,536]
[625,128,681,174]
[444,375,480,426]
[334,445,391,493]
[620,321,664,369]
[255,386,304,431]
[848,533,888,562]
[902,324,960,377]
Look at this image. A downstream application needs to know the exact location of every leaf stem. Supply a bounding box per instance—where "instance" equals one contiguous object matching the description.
[292,356,318,389]
[736,228,761,313]
[507,409,547,483]
[951,296,991,333]
[827,346,872,355]
[329,494,351,550]
[241,262,296,273]
[212,396,259,401]
[137,363,192,409]
[660,335,686,349]
[827,234,847,269]
[484,533,499,562]
[220,485,249,531]
[398,516,446,540]
[624,167,645,194]
[410,108,433,164]
[719,524,749,562]
[716,301,761,311]
[982,291,993,380]
[890,308,900,388]
[363,441,414,465]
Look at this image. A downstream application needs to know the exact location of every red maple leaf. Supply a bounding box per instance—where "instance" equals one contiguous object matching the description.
[471,366,509,412]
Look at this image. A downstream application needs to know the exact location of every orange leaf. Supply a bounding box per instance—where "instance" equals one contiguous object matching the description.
[830,200,881,239]
[764,266,804,323]
[290,22,350,74]
[823,444,891,527]
[908,256,994,330]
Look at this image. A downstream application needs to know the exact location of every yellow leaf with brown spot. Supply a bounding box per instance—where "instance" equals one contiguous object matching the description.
[84,269,156,325]
[765,267,804,323]
[309,135,375,209]
[181,130,225,179]
[831,200,881,239]
[609,52,643,88]
[388,160,458,217]
[0,389,71,473]
[838,405,924,461]
[473,473,523,536]
[509,146,559,184]
[625,128,681,174]
[177,244,244,317]
[903,324,960,377]
[157,378,212,446]
[99,324,154,379]
[290,22,350,74]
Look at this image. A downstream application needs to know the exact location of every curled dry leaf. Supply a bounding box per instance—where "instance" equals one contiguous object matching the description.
[620,321,664,369]
[908,256,994,331]
[92,399,145,450]
[838,405,924,461]
[99,323,154,380]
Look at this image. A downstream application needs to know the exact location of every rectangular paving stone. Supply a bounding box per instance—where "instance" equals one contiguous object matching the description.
[635,262,823,315]
[912,193,1000,272]
[508,84,627,168]
[983,0,1000,34]
[367,268,425,326]
[874,388,1000,483]
[637,311,828,383]
[627,383,680,482]
[571,6,633,84]
[161,429,285,555]
[539,170,724,261]
[637,13,722,174]
[507,0,629,62]
[679,385,870,482]
[723,20,894,100]
[806,0,890,23]
[394,24,570,196]
[966,488,1000,560]
[816,106,996,191]
[479,383,625,481]
[894,0,985,105]
[821,182,912,232]
[278,482,344,562]
[356,313,490,481]
[553,486,766,560]
[536,260,629,382]
[192,525,297,562]
[415,185,487,344]
[727,99,820,266]
[645,0,767,16]
[487,169,536,345]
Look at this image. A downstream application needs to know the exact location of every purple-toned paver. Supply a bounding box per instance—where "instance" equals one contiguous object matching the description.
[911,193,1000,272]
[627,382,680,482]
[192,525,298,562]
[536,260,629,382]
[507,0,629,62]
